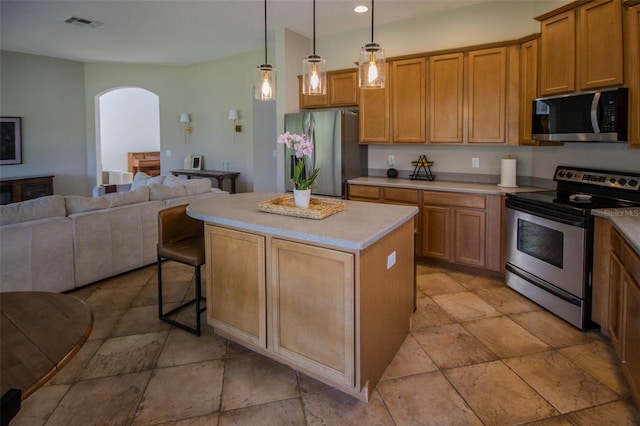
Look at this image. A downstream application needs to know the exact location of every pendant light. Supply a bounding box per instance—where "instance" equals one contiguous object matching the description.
[302,0,326,95]
[358,0,385,89]
[255,0,276,100]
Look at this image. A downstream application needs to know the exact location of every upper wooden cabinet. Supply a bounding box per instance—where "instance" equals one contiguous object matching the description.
[467,47,508,144]
[539,9,576,95]
[537,0,624,95]
[358,63,390,144]
[429,53,464,143]
[519,37,539,145]
[625,2,640,148]
[392,58,426,143]
[298,69,358,109]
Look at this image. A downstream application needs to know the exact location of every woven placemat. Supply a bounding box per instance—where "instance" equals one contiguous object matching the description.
[258,195,345,220]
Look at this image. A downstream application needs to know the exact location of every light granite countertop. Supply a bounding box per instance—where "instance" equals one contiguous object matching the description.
[187,192,418,251]
[592,208,640,255]
[348,177,547,195]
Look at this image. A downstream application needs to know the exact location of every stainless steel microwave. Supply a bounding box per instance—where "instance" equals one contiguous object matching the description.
[531,88,628,142]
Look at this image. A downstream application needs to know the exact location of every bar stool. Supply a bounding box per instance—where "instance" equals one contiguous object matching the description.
[157,204,206,336]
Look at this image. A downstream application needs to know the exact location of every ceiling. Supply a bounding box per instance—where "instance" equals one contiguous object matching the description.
[0,0,493,65]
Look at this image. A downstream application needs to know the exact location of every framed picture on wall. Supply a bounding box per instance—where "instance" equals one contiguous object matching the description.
[0,117,22,165]
[191,155,203,170]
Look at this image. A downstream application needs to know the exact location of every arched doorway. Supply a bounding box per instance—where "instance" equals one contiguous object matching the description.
[96,87,160,185]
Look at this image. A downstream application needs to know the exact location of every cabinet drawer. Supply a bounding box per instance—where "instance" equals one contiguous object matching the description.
[422,190,486,209]
[383,188,418,204]
[349,185,381,201]
[624,244,640,285]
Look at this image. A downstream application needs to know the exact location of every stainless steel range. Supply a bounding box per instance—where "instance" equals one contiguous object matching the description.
[505,166,640,330]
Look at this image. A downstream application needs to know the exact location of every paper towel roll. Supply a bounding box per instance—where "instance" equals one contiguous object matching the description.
[499,158,517,187]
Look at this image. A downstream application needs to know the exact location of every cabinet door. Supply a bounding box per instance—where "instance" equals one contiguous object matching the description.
[298,76,328,108]
[392,58,426,143]
[519,38,539,145]
[359,64,390,143]
[578,0,623,90]
[625,4,640,148]
[271,239,355,386]
[540,10,576,95]
[467,47,507,144]
[454,209,486,267]
[608,251,624,353]
[421,205,452,260]
[622,269,640,405]
[429,53,464,143]
[329,71,358,106]
[205,226,267,348]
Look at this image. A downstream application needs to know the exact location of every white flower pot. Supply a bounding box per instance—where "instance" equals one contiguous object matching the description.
[293,189,311,208]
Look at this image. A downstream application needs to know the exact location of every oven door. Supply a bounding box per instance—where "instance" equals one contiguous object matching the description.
[505,204,587,298]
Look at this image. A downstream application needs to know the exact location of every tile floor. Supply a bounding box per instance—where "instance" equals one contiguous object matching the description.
[11,261,640,425]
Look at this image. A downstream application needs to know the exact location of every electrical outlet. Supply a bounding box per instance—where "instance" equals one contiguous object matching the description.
[472,157,480,168]
[166,150,171,157]
[387,251,396,269]
[388,155,395,167]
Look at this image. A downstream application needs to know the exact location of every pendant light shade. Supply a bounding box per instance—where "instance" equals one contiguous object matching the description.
[358,0,385,89]
[256,0,276,100]
[302,0,326,95]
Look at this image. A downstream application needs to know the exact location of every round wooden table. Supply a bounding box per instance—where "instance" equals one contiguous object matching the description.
[1,292,93,400]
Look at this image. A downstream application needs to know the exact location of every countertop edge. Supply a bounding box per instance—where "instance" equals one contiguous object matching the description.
[592,208,640,255]
[347,177,547,195]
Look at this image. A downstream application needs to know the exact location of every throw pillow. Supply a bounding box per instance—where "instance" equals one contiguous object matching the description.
[148,184,187,201]
[163,173,184,187]
[146,174,164,186]
[0,195,67,225]
[130,172,151,190]
[65,195,110,215]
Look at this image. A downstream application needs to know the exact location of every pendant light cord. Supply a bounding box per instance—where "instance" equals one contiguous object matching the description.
[264,0,268,64]
[370,0,374,43]
[312,0,316,54]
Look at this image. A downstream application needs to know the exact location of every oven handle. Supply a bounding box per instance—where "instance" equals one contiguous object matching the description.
[506,198,587,228]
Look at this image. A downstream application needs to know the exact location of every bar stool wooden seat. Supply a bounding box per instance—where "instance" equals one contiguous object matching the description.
[157,204,206,336]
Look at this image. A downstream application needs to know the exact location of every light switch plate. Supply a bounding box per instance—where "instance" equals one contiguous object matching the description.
[387,251,396,269]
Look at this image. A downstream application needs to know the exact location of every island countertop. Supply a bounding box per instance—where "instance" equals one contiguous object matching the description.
[187,192,418,251]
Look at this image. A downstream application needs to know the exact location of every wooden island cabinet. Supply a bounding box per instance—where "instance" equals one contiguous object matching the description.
[189,193,417,401]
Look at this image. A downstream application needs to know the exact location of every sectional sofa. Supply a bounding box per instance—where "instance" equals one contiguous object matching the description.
[0,178,229,293]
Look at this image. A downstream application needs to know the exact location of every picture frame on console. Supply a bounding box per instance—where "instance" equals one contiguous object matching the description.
[191,155,203,170]
[0,117,22,165]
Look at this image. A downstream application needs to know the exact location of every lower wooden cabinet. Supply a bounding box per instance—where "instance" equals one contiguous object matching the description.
[205,226,267,348]
[594,223,640,408]
[204,219,414,401]
[349,183,501,272]
[272,239,355,386]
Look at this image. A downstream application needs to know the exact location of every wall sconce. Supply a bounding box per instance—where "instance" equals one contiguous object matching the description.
[179,113,192,143]
[228,110,241,132]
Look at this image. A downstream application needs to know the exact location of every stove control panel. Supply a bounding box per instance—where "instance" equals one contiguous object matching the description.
[555,167,640,191]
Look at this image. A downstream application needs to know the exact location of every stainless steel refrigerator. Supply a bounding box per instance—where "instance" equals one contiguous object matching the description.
[284,110,367,198]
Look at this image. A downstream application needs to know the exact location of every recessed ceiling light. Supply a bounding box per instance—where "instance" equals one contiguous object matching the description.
[354,5,368,13]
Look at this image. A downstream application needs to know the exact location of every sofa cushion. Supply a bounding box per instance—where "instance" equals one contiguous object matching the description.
[0,195,67,226]
[148,183,188,201]
[65,195,110,214]
[182,178,212,195]
[105,186,150,207]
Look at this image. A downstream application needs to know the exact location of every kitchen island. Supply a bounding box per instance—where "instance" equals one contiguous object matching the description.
[187,192,418,401]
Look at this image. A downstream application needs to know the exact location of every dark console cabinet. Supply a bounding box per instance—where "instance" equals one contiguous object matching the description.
[0,175,54,205]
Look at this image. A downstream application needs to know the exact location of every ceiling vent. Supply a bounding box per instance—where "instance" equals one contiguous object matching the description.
[64,16,103,28]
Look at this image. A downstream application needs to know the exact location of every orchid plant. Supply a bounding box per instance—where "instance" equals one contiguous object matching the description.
[277,132,320,190]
